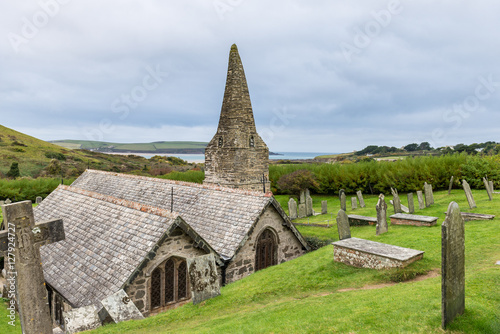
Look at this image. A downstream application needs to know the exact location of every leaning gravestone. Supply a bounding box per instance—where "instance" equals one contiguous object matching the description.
[336,209,351,240]
[424,182,433,207]
[35,196,42,204]
[462,179,476,209]
[100,289,144,323]
[321,200,328,214]
[356,190,366,208]
[339,189,346,211]
[392,189,402,214]
[351,197,357,210]
[448,176,454,195]
[376,194,388,235]
[442,201,465,329]
[488,180,494,193]
[298,203,306,218]
[187,253,221,305]
[483,177,492,201]
[429,184,435,204]
[305,194,313,217]
[0,201,65,334]
[63,305,102,334]
[416,190,425,210]
[407,193,415,214]
[288,198,297,219]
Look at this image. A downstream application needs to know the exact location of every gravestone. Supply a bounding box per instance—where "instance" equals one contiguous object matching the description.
[424,182,433,207]
[392,189,402,214]
[339,189,346,211]
[100,289,144,323]
[5,198,11,204]
[35,196,42,204]
[462,179,476,209]
[488,180,494,193]
[483,177,492,201]
[321,200,328,214]
[288,198,297,219]
[407,193,415,214]
[299,190,305,204]
[336,209,351,240]
[376,194,388,235]
[356,190,366,208]
[187,254,221,305]
[429,184,435,204]
[448,176,454,195]
[0,201,65,334]
[298,203,306,218]
[416,190,425,210]
[305,194,313,217]
[351,197,357,210]
[305,188,311,198]
[63,305,102,334]
[441,201,465,329]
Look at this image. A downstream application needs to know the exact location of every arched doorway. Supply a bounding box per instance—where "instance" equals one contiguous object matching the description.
[255,228,277,271]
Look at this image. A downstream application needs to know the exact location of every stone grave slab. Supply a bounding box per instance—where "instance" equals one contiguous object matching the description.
[332,237,424,270]
[63,305,102,334]
[187,254,221,305]
[390,213,438,226]
[348,214,377,226]
[100,289,144,324]
[444,212,495,222]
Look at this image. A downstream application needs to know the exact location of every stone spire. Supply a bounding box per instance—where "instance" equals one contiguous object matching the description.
[204,44,270,191]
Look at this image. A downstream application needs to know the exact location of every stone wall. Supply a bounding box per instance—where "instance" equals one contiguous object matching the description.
[225,205,306,283]
[124,227,208,317]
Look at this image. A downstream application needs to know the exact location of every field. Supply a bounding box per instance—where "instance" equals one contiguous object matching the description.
[50,140,208,152]
[2,189,498,333]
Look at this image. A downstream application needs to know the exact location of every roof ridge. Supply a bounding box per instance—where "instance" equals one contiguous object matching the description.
[58,184,181,219]
[83,169,272,197]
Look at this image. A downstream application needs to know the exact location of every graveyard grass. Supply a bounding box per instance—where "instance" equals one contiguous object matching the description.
[1,191,499,333]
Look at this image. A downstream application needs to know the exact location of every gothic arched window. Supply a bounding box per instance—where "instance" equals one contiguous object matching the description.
[255,229,277,271]
[150,257,190,310]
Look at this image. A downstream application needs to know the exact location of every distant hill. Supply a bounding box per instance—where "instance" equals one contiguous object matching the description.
[50,140,208,154]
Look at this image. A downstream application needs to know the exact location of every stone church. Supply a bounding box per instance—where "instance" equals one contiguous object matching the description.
[32,44,308,329]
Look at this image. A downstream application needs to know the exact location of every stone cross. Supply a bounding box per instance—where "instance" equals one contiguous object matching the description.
[462,179,476,209]
[288,198,298,219]
[416,190,425,210]
[376,194,388,235]
[442,201,465,329]
[305,193,313,217]
[391,188,402,214]
[321,200,328,214]
[336,209,351,240]
[339,189,346,211]
[351,197,357,210]
[482,177,492,201]
[0,201,65,334]
[356,190,366,208]
[407,193,415,214]
[448,176,454,195]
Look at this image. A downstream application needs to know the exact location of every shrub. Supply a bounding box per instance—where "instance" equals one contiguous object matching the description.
[277,169,319,195]
[45,151,66,161]
[6,162,20,179]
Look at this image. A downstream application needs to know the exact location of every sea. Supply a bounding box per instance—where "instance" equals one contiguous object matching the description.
[130,152,333,163]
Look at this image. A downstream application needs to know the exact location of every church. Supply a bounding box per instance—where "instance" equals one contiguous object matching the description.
[34,44,309,328]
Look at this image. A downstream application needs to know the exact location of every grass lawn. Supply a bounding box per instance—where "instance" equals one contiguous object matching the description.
[1,190,499,333]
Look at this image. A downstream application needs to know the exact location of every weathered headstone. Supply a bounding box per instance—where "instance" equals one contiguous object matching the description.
[462,179,476,209]
[392,189,402,214]
[5,198,11,204]
[298,203,306,218]
[448,176,454,195]
[336,209,351,240]
[35,196,42,204]
[305,194,313,217]
[0,201,65,334]
[407,193,415,214]
[489,180,494,193]
[299,190,305,204]
[339,189,346,211]
[429,184,435,204]
[424,182,433,207]
[187,254,221,305]
[441,201,465,329]
[356,190,366,208]
[376,194,388,235]
[288,198,297,219]
[305,188,311,198]
[100,289,144,323]
[351,197,357,210]
[321,200,328,214]
[483,177,493,201]
[416,190,425,210]
[63,305,102,334]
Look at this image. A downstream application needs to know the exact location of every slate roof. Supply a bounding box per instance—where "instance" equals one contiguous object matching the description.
[70,170,288,259]
[35,185,194,308]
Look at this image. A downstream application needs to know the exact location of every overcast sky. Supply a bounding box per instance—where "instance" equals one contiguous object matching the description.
[1,1,499,153]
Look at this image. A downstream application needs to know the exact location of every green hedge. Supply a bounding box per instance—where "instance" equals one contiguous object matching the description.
[0,178,74,202]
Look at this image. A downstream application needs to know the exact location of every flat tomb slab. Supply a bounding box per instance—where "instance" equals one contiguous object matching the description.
[390,213,438,226]
[443,212,495,222]
[332,237,424,269]
[348,214,377,226]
